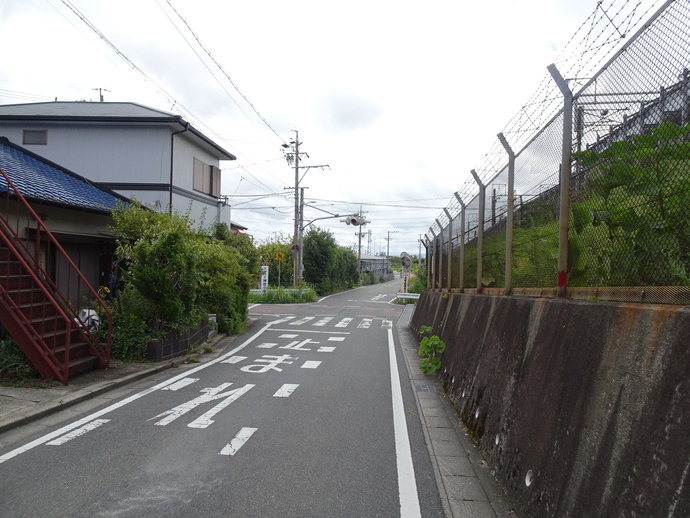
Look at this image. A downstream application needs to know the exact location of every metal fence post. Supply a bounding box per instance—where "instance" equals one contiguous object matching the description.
[548,64,573,299]
[443,208,453,290]
[454,192,466,292]
[428,227,438,289]
[424,234,431,290]
[470,170,486,293]
[497,133,515,295]
[435,219,443,289]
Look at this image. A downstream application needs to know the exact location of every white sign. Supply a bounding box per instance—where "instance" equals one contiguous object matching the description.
[260,263,269,290]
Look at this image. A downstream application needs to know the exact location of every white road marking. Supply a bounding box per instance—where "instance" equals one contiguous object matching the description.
[280,338,318,351]
[279,334,298,338]
[153,383,255,427]
[358,318,373,329]
[388,328,421,517]
[313,316,333,326]
[382,320,393,329]
[301,360,321,369]
[335,318,353,328]
[188,384,255,429]
[221,356,247,364]
[273,384,299,397]
[328,336,346,342]
[372,294,387,300]
[317,346,336,353]
[0,318,277,464]
[290,317,315,326]
[272,328,349,335]
[240,354,296,373]
[257,342,277,349]
[162,378,198,391]
[46,419,110,446]
[219,427,257,456]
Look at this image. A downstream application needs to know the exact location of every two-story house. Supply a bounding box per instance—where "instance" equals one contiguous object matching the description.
[0,101,245,232]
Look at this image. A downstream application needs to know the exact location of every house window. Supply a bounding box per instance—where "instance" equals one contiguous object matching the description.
[23,129,47,145]
[193,158,221,197]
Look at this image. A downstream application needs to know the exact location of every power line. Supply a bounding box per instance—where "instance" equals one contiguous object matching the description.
[162,0,286,146]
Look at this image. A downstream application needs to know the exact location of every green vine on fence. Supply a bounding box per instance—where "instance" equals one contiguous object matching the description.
[418,325,446,375]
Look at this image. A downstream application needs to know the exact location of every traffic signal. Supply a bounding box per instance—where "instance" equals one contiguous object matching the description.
[340,215,370,226]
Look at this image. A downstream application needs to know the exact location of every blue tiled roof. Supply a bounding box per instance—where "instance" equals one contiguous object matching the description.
[0,138,128,212]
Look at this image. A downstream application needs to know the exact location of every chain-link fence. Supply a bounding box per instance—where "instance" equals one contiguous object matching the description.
[426,0,690,304]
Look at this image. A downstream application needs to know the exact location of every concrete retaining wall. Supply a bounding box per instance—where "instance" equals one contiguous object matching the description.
[410,291,690,517]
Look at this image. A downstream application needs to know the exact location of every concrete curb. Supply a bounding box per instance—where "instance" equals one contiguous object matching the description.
[0,361,176,435]
[0,324,250,435]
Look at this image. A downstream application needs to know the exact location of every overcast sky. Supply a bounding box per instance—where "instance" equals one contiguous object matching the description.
[0,0,665,256]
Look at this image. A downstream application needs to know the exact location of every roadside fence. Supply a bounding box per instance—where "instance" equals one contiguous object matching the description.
[426,0,690,304]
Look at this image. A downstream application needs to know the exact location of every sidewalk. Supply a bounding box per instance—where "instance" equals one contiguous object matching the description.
[397,304,514,518]
[0,311,514,517]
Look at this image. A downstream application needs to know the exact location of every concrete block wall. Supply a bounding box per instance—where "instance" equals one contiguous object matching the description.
[411,291,690,517]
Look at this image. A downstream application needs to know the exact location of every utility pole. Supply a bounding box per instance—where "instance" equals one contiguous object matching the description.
[418,234,423,270]
[283,130,329,288]
[92,87,110,102]
[386,230,399,275]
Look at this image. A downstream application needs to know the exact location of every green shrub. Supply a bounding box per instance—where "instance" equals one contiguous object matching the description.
[248,286,318,304]
[0,337,37,379]
[418,325,446,375]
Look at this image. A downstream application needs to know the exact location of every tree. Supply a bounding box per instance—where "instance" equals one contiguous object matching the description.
[303,227,338,294]
[256,236,294,288]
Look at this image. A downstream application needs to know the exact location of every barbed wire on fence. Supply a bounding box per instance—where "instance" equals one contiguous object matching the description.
[426,0,690,304]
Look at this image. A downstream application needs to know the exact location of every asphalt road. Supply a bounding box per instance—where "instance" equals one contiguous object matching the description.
[0,280,444,517]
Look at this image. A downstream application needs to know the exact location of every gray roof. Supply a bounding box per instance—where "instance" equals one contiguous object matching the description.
[0,101,175,119]
[0,101,236,161]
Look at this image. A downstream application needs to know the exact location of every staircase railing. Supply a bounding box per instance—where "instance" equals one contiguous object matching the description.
[0,166,111,382]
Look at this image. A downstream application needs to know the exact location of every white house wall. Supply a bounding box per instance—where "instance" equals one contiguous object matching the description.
[0,122,172,184]
[0,120,232,230]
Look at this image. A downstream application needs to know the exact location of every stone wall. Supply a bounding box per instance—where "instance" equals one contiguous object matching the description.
[411,291,690,517]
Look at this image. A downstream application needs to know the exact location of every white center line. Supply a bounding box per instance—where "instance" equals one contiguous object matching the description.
[273,384,299,397]
[219,427,258,456]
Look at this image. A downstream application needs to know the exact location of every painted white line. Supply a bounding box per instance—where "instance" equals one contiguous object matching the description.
[279,334,298,338]
[388,328,421,517]
[358,318,373,329]
[317,346,336,353]
[257,342,277,349]
[382,320,393,329]
[162,378,198,391]
[219,427,258,456]
[273,384,299,397]
[313,316,333,326]
[221,355,247,364]
[290,316,315,326]
[335,318,353,328]
[0,319,276,465]
[188,384,255,429]
[46,419,110,446]
[301,360,322,369]
[280,338,317,351]
[328,336,346,342]
[272,328,349,335]
[153,383,255,427]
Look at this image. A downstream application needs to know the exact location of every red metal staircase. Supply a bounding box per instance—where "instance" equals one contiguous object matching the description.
[0,167,111,384]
